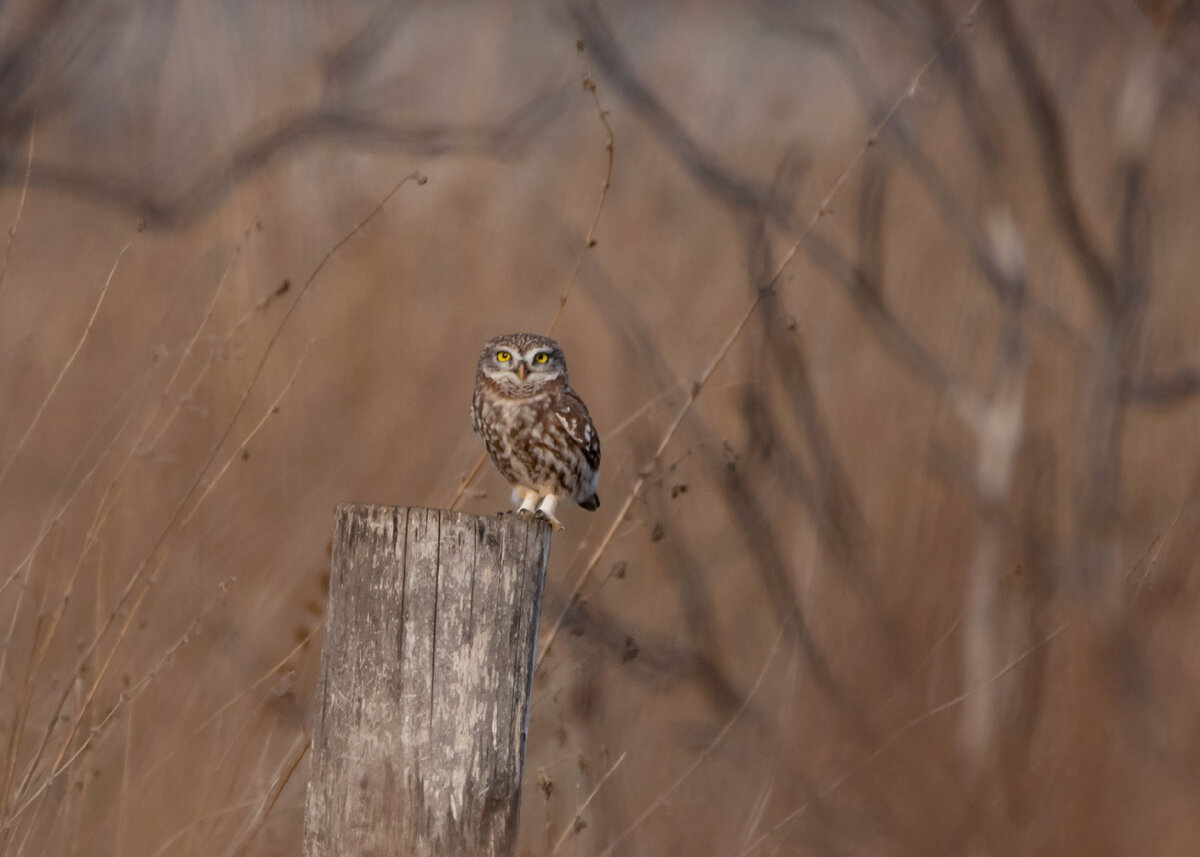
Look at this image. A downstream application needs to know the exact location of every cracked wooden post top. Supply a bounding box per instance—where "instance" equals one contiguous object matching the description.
[304,504,553,857]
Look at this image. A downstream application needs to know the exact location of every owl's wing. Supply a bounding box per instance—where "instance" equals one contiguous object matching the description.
[556,391,601,471]
[470,388,483,436]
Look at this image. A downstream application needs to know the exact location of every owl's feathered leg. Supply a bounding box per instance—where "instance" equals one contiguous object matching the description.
[535,494,565,531]
[514,487,539,518]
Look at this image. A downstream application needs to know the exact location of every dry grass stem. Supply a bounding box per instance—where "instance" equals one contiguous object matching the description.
[546,44,615,338]
[7,343,311,818]
[139,621,321,784]
[0,232,139,489]
[224,736,309,857]
[735,623,1068,856]
[9,176,417,792]
[550,751,627,855]
[0,124,34,296]
[6,578,237,828]
[595,622,788,857]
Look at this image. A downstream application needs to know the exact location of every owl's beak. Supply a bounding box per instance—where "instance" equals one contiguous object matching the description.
[516,363,527,381]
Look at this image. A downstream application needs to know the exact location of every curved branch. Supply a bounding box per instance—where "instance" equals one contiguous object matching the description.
[0,88,567,227]
[991,0,1119,311]
[1129,367,1200,405]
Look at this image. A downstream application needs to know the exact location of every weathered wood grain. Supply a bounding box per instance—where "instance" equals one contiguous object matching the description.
[304,504,552,857]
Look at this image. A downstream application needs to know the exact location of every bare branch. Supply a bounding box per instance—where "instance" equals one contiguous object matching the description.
[568,0,771,213]
[1129,367,1200,404]
[0,123,34,297]
[991,0,1119,311]
[595,623,788,857]
[0,230,140,490]
[547,42,615,337]
[0,96,556,227]
[550,752,626,855]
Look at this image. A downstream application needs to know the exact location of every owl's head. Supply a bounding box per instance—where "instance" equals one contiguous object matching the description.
[478,333,568,394]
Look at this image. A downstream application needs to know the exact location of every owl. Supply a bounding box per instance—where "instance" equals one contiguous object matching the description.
[471,333,600,531]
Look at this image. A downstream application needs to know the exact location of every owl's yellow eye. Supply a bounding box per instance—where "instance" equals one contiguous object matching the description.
[534,353,549,364]
[496,351,511,362]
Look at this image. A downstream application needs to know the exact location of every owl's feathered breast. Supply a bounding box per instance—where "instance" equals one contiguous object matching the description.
[471,374,600,502]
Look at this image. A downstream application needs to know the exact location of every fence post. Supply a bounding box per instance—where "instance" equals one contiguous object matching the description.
[304,504,552,857]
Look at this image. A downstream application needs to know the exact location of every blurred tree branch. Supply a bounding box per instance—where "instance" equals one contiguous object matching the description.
[0,89,565,227]
[567,0,775,213]
[0,0,569,226]
[1129,366,1200,402]
[991,0,1120,311]
[581,247,890,755]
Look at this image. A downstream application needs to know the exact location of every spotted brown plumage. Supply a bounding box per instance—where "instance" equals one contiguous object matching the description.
[471,333,600,530]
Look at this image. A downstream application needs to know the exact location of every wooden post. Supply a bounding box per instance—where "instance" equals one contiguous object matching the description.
[304,504,552,857]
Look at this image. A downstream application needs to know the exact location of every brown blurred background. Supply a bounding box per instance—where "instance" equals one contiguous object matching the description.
[2,0,1200,854]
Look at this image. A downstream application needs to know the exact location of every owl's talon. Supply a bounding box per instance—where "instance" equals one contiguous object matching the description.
[516,508,534,519]
[534,510,565,532]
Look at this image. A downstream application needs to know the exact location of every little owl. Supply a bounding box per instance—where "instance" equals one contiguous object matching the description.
[471,333,600,531]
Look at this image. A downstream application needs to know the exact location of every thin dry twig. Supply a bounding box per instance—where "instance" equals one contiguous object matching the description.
[550,751,627,855]
[136,245,242,447]
[139,620,322,784]
[0,231,139,489]
[447,454,487,512]
[41,343,314,786]
[19,247,241,689]
[0,366,150,659]
[1,245,238,598]
[147,798,261,857]
[186,339,315,520]
[142,261,288,460]
[536,0,985,665]
[0,375,154,810]
[176,681,291,851]
[7,338,314,821]
[224,736,310,857]
[1,253,244,820]
[6,578,238,826]
[116,692,132,857]
[171,171,422,525]
[0,124,35,296]
[734,621,1067,857]
[547,43,615,337]
[5,175,420,814]
[595,622,788,857]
